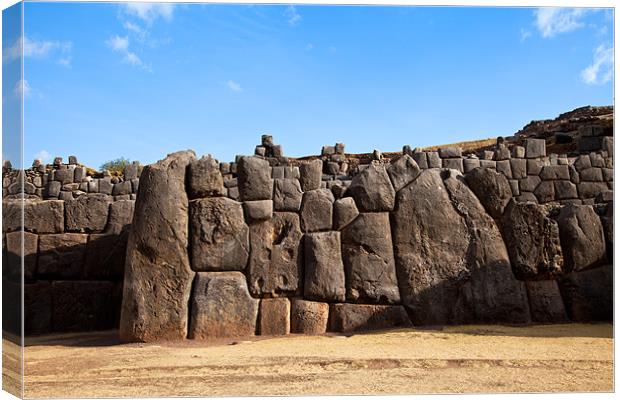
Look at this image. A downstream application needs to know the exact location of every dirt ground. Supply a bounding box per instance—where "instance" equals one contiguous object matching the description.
[3,323,614,398]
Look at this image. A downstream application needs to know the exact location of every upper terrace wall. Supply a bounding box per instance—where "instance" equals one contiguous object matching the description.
[2,136,614,337]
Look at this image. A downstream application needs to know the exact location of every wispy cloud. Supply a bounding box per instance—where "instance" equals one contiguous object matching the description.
[284,6,301,26]
[106,35,129,52]
[3,36,72,64]
[581,43,613,85]
[519,28,532,42]
[534,8,588,38]
[122,3,175,24]
[34,150,51,163]
[123,21,148,42]
[305,43,315,51]
[105,35,151,71]
[13,79,31,98]
[227,80,243,92]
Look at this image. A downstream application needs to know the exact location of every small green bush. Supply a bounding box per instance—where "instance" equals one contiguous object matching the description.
[100,157,131,174]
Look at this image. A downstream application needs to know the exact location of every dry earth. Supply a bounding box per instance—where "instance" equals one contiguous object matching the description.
[3,323,614,398]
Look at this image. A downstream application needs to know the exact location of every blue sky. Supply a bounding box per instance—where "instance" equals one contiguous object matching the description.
[3,3,615,168]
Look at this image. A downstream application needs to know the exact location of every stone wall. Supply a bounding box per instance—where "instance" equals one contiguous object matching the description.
[118,136,613,343]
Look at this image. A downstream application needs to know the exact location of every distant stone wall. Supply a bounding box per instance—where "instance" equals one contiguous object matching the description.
[2,195,134,335]
[119,137,613,343]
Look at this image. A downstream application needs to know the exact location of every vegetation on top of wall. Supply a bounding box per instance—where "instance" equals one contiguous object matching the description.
[100,157,131,175]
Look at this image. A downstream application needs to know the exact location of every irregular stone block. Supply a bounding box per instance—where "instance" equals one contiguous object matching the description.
[46,181,61,198]
[59,191,74,201]
[442,158,464,173]
[290,299,329,334]
[227,186,239,200]
[98,178,113,195]
[328,304,411,333]
[540,165,569,180]
[516,192,538,203]
[341,213,400,304]
[106,200,135,235]
[273,178,303,211]
[224,177,237,188]
[120,150,196,342]
[238,156,272,201]
[494,145,511,161]
[556,205,606,272]
[190,197,249,271]
[525,138,546,158]
[465,167,512,219]
[300,189,334,232]
[427,151,441,168]
[4,231,38,280]
[259,298,290,336]
[534,181,555,203]
[577,182,608,199]
[580,168,603,182]
[573,155,592,171]
[527,159,543,175]
[412,152,428,169]
[510,158,527,179]
[512,145,525,158]
[525,281,568,323]
[439,147,462,158]
[463,158,480,173]
[387,154,420,192]
[520,175,541,192]
[554,181,578,200]
[84,233,127,279]
[304,231,346,302]
[558,264,612,322]
[65,194,111,233]
[349,162,395,212]
[333,197,359,230]
[37,233,88,279]
[299,160,322,192]
[189,272,259,339]
[479,159,496,169]
[3,200,64,234]
[509,179,520,196]
[393,170,530,325]
[501,200,564,280]
[247,212,303,297]
[53,168,74,184]
[243,200,273,222]
[187,155,225,199]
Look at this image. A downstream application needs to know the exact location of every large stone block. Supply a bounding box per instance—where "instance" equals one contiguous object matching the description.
[247,212,303,297]
[65,194,111,233]
[258,298,290,336]
[327,304,412,333]
[38,233,89,279]
[558,264,612,322]
[534,181,555,203]
[238,156,272,201]
[577,182,609,199]
[120,150,196,342]
[290,299,329,334]
[333,197,359,230]
[105,200,135,235]
[190,197,249,271]
[304,231,346,302]
[52,281,120,332]
[387,154,420,192]
[510,158,527,179]
[555,205,606,272]
[341,213,400,304]
[540,165,569,180]
[3,200,64,234]
[243,200,273,222]
[112,181,132,196]
[299,160,323,191]
[392,169,530,325]
[553,181,578,200]
[525,280,568,323]
[84,233,128,279]
[525,138,546,158]
[348,162,395,212]
[464,167,512,219]
[273,178,303,211]
[501,200,564,280]
[187,155,225,199]
[189,272,259,339]
[4,231,38,280]
[300,189,334,232]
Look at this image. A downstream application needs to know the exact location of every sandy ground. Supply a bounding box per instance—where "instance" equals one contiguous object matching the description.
[2,323,614,398]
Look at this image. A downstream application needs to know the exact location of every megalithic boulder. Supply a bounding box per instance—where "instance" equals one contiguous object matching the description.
[119,150,196,342]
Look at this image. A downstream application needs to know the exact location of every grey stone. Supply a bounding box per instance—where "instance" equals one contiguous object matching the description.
[300,189,334,232]
[527,159,543,175]
[3,200,64,234]
[508,179,520,196]
[328,304,411,333]
[59,191,74,201]
[494,146,511,161]
[190,197,249,271]
[99,179,113,195]
[525,280,568,323]
[38,233,89,278]
[247,212,303,297]
[573,155,592,171]
[427,151,441,168]
[224,177,237,188]
[556,205,606,273]
[189,272,259,339]
[124,162,140,180]
[479,159,496,169]
[553,181,578,200]
[580,168,603,182]
[525,138,546,158]
[412,152,428,169]
[65,194,111,232]
[590,152,605,167]
[243,200,273,222]
[520,175,541,192]
[84,232,128,280]
[47,181,61,198]
[87,180,98,194]
[348,162,395,212]
[238,156,272,201]
[540,165,570,180]
[577,182,608,199]
[558,264,612,322]
[188,155,225,199]
[333,197,359,230]
[271,166,285,179]
[4,231,38,280]
[439,147,462,158]
[106,200,135,234]
[509,159,527,179]
[290,299,329,334]
[463,158,481,173]
[512,145,525,158]
[112,180,132,196]
[501,200,564,280]
[53,168,74,184]
[341,213,400,304]
[73,167,86,182]
[299,160,323,192]
[465,167,512,219]
[442,158,464,173]
[273,178,303,211]
[304,231,346,302]
[387,154,420,192]
[534,181,555,203]
[120,150,196,342]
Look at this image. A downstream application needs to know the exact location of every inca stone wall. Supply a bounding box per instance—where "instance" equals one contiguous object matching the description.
[116,135,613,342]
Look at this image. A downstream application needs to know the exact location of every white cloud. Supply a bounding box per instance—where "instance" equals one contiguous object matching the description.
[34,150,51,164]
[284,6,301,26]
[106,35,129,52]
[122,3,175,23]
[123,21,148,41]
[305,43,315,51]
[534,8,588,38]
[227,80,242,92]
[581,43,613,85]
[520,28,532,42]
[13,79,31,98]
[57,56,72,67]
[3,36,72,64]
